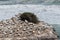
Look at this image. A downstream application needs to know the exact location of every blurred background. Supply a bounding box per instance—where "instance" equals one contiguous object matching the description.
[0,0,60,5]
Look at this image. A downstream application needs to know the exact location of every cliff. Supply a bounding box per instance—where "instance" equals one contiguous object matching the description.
[0,13,58,40]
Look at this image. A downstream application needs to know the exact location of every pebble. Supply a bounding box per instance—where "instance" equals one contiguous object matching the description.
[0,13,58,40]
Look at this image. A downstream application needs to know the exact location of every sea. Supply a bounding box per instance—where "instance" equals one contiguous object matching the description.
[0,0,60,39]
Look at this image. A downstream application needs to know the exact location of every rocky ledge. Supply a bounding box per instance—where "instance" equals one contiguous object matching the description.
[0,13,58,40]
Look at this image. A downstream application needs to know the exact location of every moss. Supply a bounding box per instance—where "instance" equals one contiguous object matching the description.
[19,12,40,24]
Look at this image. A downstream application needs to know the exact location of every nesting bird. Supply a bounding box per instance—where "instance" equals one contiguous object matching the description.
[19,12,40,24]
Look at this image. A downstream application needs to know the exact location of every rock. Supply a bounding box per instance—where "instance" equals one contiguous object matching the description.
[0,13,58,40]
